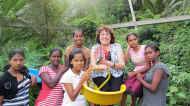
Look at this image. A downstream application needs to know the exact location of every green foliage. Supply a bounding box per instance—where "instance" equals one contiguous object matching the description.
[160,23,190,105]
[143,22,190,106]
[115,22,190,105]
[0,0,27,18]
[167,64,190,105]
[0,0,190,105]
[134,0,186,17]
[78,18,98,47]
[29,85,40,106]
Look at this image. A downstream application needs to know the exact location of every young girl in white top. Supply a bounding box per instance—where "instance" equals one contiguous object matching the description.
[60,49,92,106]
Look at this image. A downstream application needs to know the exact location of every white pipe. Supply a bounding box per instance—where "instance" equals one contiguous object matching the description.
[128,0,137,29]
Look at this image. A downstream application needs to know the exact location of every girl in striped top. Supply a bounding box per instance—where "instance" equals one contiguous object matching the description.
[0,49,36,106]
[35,48,67,106]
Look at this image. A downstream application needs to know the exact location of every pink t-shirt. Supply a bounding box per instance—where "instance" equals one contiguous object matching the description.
[128,45,146,71]
[35,66,63,106]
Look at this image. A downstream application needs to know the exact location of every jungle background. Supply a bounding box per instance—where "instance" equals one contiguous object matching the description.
[0,0,190,105]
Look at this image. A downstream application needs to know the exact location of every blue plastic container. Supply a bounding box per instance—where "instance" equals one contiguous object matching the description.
[29,68,42,83]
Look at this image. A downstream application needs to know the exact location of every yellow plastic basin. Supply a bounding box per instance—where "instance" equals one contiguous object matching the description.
[81,84,126,105]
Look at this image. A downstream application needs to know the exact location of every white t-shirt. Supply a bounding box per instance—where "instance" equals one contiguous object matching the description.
[60,68,86,106]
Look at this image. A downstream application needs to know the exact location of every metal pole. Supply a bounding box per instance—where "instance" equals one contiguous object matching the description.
[128,0,137,29]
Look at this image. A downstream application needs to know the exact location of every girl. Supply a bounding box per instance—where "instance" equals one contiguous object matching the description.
[64,29,90,70]
[137,43,169,106]
[60,48,91,106]
[0,49,36,106]
[35,48,66,106]
[122,33,147,106]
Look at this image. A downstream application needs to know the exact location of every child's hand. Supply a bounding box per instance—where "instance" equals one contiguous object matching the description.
[31,75,37,86]
[80,71,90,84]
[137,73,143,81]
[144,62,151,71]
[86,65,93,73]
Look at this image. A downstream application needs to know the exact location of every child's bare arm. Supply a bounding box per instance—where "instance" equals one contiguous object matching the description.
[0,96,4,106]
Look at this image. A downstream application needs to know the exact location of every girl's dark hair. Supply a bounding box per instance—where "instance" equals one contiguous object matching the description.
[3,65,30,78]
[3,48,30,78]
[125,33,139,42]
[72,29,83,37]
[68,48,86,68]
[96,26,115,44]
[49,48,63,57]
[4,48,25,72]
[8,48,25,60]
[1,49,29,99]
[145,43,160,52]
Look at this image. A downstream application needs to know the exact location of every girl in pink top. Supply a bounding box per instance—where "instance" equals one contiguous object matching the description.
[126,33,147,77]
[128,43,146,72]
[35,48,67,106]
[121,33,147,106]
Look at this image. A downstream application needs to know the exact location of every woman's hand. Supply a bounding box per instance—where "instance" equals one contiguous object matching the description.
[99,59,114,67]
[114,63,124,69]
[99,59,106,64]
[93,64,108,71]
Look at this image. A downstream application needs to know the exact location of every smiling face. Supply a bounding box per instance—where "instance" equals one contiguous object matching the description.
[96,26,115,44]
[50,50,62,66]
[73,31,84,46]
[99,30,111,46]
[71,53,85,72]
[9,53,25,71]
[127,34,139,48]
